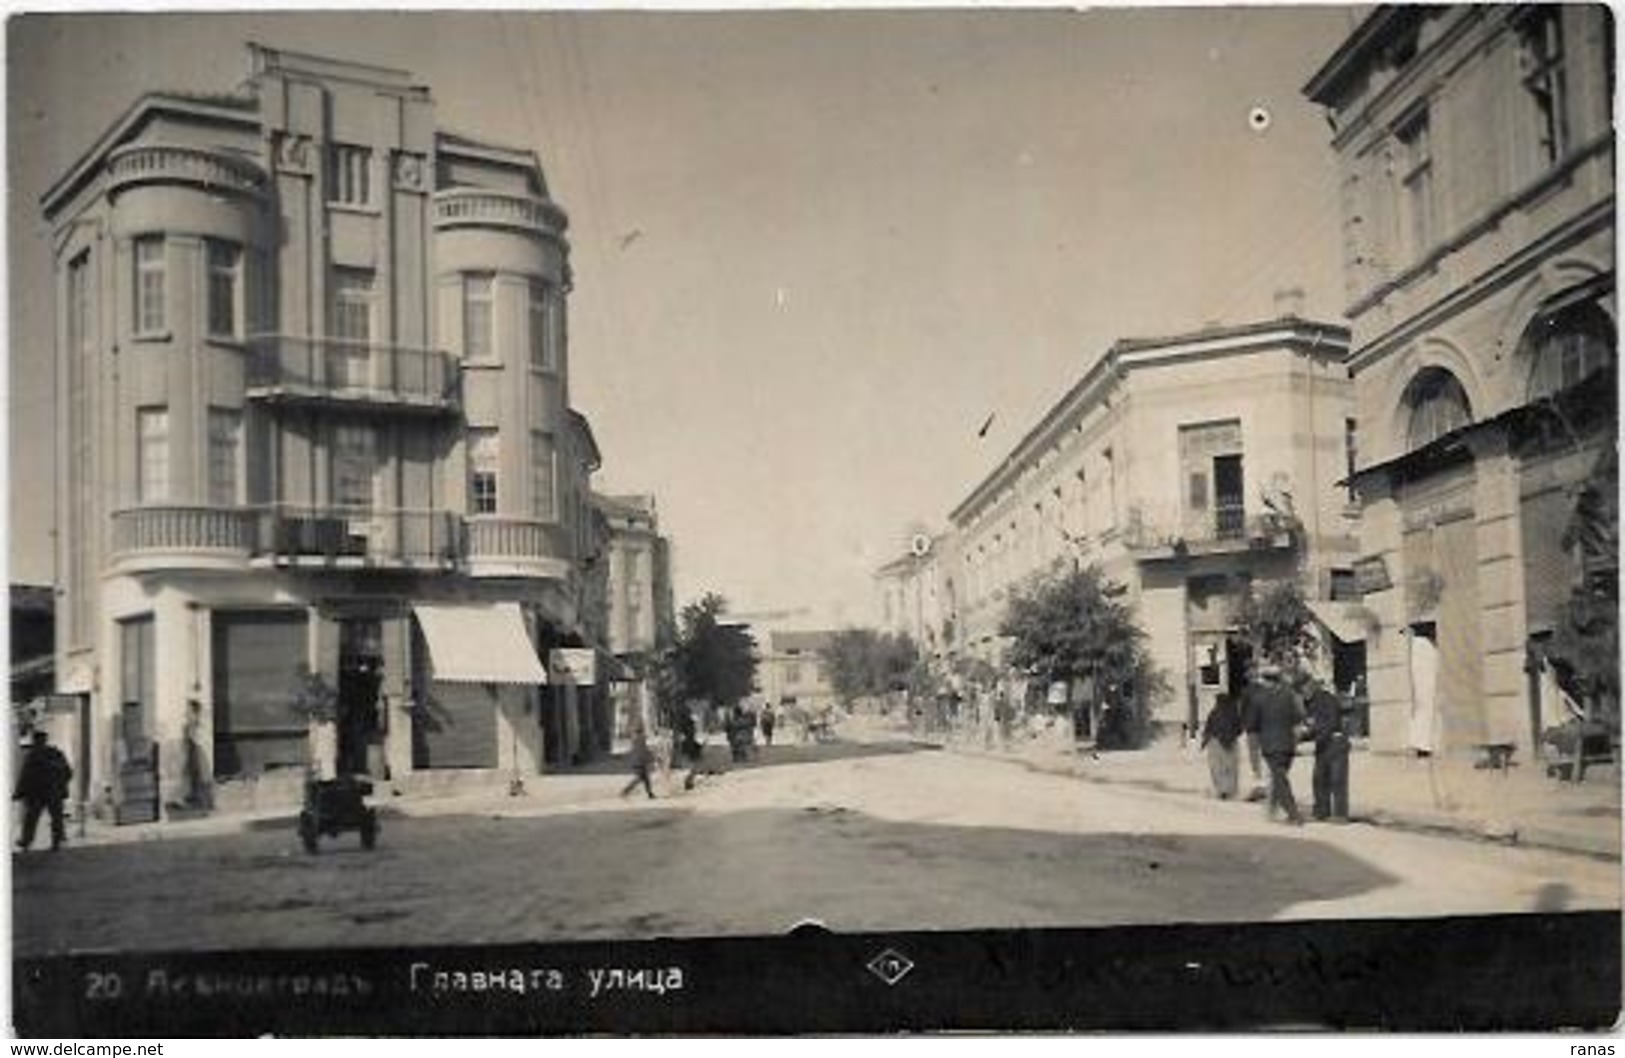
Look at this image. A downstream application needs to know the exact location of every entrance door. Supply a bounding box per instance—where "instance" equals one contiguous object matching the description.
[1224,636,1253,701]
[338,618,383,776]
[118,617,155,763]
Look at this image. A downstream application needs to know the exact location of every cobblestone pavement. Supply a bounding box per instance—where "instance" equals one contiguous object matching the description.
[12,738,1619,956]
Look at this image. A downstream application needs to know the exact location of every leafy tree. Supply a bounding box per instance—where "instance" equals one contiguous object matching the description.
[820,629,920,706]
[821,629,877,706]
[1000,565,1168,746]
[654,593,758,723]
[1549,443,1619,733]
[1233,579,1319,673]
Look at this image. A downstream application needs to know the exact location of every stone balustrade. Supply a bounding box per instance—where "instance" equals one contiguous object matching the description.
[432,188,568,240]
[465,516,561,560]
[107,143,267,198]
[112,506,256,557]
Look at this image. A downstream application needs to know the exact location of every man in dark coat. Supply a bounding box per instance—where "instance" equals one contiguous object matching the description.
[13,730,73,851]
[1242,665,1305,825]
[1302,678,1351,822]
[620,728,657,800]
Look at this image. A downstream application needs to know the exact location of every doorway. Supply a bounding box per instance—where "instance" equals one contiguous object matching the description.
[338,618,384,776]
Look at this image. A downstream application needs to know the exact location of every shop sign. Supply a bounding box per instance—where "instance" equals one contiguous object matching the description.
[1354,556,1393,594]
[548,648,596,684]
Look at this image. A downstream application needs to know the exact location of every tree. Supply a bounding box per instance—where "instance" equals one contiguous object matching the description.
[820,629,920,707]
[1548,443,1619,735]
[1233,579,1319,674]
[1000,565,1168,747]
[654,593,758,724]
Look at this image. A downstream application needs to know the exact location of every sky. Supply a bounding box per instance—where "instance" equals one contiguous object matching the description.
[7,7,1358,628]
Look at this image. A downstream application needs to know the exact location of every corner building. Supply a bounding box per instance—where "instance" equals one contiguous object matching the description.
[943,308,1362,734]
[43,45,605,820]
[1304,6,1616,760]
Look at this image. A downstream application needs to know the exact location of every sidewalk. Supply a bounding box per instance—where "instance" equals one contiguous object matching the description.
[39,768,638,851]
[925,719,1621,859]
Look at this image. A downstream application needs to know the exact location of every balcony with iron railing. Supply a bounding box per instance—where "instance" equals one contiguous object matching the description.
[465,515,573,580]
[245,335,459,414]
[1121,500,1298,560]
[252,506,464,571]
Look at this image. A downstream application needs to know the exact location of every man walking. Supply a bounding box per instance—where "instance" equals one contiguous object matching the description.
[1243,665,1305,825]
[1302,677,1351,822]
[13,730,73,851]
[620,728,657,800]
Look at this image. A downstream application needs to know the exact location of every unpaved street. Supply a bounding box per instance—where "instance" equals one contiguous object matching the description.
[12,739,1618,956]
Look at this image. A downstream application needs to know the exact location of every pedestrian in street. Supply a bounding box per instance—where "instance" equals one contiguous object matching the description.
[1243,664,1306,825]
[620,728,657,800]
[760,704,777,746]
[1199,693,1243,800]
[13,730,73,852]
[673,705,705,790]
[1236,675,1267,802]
[1302,676,1351,822]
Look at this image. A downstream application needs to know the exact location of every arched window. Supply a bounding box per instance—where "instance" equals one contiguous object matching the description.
[1522,300,1615,402]
[1404,367,1472,449]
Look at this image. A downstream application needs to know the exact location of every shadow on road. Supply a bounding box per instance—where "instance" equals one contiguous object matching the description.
[559,735,930,778]
[15,801,1405,955]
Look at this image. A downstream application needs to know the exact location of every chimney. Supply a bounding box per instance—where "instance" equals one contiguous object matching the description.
[1274,287,1306,319]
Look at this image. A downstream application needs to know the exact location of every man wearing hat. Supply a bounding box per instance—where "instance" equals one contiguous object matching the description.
[13,730,73,851]
[1242,663,1306,825]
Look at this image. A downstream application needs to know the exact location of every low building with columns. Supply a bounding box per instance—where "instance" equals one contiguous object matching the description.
[41,44,608,822]
[1304,5,1615,760]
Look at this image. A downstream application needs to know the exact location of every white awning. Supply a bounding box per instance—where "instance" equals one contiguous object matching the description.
[412,602,548,684]
[1308,600,1366,643]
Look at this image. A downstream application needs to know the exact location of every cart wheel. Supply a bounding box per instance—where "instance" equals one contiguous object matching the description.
[298,812,320,854]
[359,811,378,850]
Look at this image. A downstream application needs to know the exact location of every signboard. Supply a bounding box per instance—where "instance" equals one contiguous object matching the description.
[1354,555,1392,594]
[548,648,597,685]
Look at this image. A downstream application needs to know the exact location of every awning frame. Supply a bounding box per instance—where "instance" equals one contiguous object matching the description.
[412,602,549,685]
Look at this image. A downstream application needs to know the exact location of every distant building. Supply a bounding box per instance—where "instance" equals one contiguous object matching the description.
[874,531,949,655]
[941,306,1362,733]
[40,45,608,821]
[1305,5,1615,759]
[593,492,677,735]
[758,630,838,716]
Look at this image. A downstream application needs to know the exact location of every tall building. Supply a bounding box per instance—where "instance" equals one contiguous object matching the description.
[41,45,609,820]
[935,305,1361,733]
[593,492,677,735]
[1304,6,1616,760]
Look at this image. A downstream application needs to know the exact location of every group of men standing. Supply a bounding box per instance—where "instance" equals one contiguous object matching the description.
[1199,664,1351,824]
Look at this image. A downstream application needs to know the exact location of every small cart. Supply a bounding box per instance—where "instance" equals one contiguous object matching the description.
[298,775,379,853]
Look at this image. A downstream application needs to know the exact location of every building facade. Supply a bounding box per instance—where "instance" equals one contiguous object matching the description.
[42,45,608,820]
[1305,5,1616,760]
[757,630,838,717]
[593,492,677,736]
[874,532,948,656]
[925,307,1360,733]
